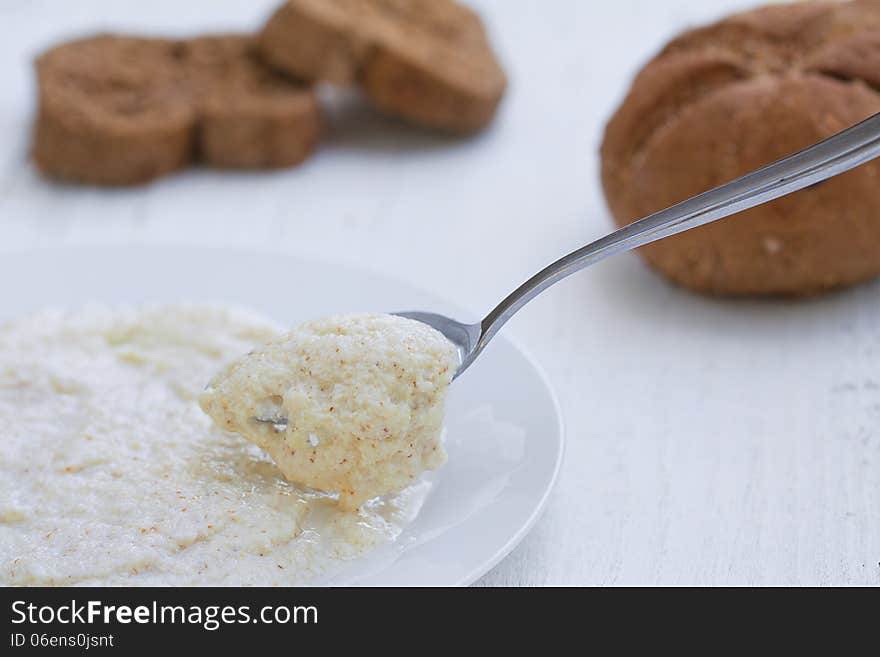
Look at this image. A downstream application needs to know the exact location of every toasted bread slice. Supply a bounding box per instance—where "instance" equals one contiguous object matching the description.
[33,34,319,185]
[259,0,506,133]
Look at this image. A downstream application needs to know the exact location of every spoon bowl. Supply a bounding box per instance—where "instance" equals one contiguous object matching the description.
[393,311,482,379]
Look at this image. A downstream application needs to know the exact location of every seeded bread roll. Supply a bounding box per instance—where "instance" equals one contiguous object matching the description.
[259,0,507,133]
[33,35,319,185]
[601,1,880,296]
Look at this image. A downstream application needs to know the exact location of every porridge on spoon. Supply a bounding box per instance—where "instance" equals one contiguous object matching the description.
[199,312,459,509]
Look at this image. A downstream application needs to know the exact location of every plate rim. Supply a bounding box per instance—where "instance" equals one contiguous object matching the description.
[454,332,565,586]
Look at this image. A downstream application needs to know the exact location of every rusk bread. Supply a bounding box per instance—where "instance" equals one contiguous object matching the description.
[33,35,320,185]
[259,0,507,133]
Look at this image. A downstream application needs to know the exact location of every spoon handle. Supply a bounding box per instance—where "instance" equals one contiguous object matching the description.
[475,111,880,358]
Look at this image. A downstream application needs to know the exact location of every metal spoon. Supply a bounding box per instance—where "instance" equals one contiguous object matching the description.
[398,111,880,379]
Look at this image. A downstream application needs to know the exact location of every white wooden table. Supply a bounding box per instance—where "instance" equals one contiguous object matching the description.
[2,0,878,586]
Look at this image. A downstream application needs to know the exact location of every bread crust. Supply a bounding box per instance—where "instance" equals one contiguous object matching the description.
[259,0,506,133]
[33,35,320,185]
[601,0,880,296]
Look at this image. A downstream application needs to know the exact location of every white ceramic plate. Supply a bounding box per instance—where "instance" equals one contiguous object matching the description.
[0,245,563,586]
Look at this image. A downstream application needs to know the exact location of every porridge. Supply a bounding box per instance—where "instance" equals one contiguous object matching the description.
[0,305,443,585]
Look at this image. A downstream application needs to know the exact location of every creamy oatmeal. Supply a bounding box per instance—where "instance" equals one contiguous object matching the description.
[200,313,459,509]
[0,305,431,586]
